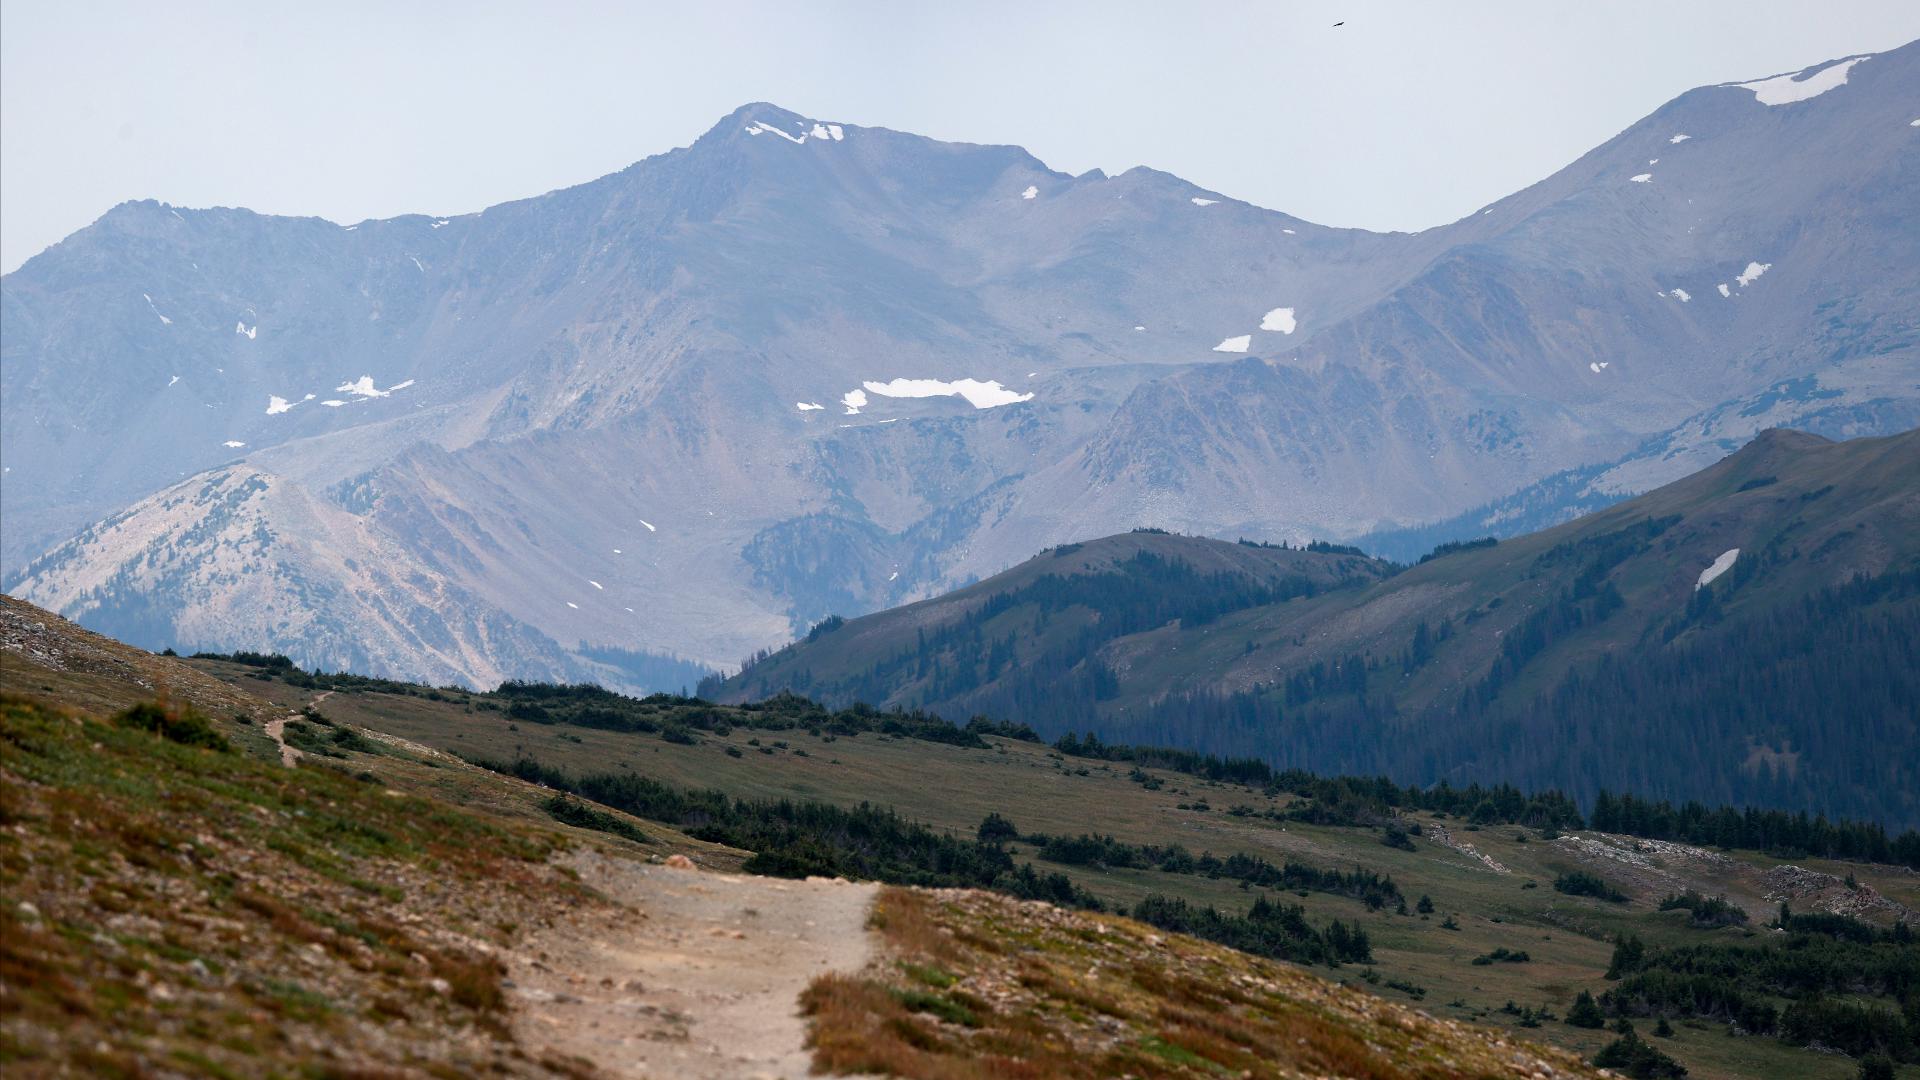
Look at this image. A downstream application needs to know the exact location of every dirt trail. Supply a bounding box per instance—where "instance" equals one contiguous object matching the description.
[507,848,879,1079]
[263,690,333,767]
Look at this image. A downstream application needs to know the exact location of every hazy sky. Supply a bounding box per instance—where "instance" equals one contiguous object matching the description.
[4,1,1918,272]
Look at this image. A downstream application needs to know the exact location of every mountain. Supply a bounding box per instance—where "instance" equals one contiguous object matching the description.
[715,427,1920,827]
[6,45,1918,687]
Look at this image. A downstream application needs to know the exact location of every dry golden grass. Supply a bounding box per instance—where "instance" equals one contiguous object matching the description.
[0,694,594,1076]
[804,887,1605,1079]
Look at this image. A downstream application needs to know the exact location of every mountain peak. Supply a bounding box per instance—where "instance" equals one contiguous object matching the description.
[700,102,846,147]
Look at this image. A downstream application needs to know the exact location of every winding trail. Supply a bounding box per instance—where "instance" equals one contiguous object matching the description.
[506,849,878,1079]
[263,690,333,767]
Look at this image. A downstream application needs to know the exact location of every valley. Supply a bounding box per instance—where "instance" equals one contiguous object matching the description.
[175,647,1920,1079]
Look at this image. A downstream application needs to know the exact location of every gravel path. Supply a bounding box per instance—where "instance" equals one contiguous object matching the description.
[506,848,879,1079]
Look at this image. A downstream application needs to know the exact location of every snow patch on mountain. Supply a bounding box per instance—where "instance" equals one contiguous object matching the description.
[841,389,868,414]
[142,294,172,325]
[266,396,294,415]
[1260,307,1297,334]
[336,376,388,399]
[796,402,824,411]
[1021,186,1038,200]
[746,121,807,144]
[1213,335,1251,353]
[1191,197,1218,206]
[862,378,1034,409]
[1669,133,1691,144]
[1736,56,1869,105]
[1630,173,1653,183]
[1696,548,1740,589]
[235,321,257,339]
[1736,261,1771,287]
[1668,288,1692,302]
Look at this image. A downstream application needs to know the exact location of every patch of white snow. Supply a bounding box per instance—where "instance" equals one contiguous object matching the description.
[861,377,1034,409]
[142,294,172,325]
[1670,288,1692,302]
[168,375,180,387]
[386,379,415,392]
[1213,335,1252,353]
[1736,261,1771,287]
[1669,133,1691,144]
[639,519,657,533]
[1021,186,1038,200]
[336,376,388,398]
[235,321,257,339]
[1718,283,1732,298]
[321,400,347,407]
[841,389,868,414]
[745,121,807,144]
[1259,307,1297,334]
[1630,173,1653,183]
[222,441,245,448]
[1590,362,1610,373]
[589,580,603,590]
[796,402,824,411]
[266,396,294,415]
[1190,197,1218,206]
[1735,57,1868,106]
[1696,548,1740,589]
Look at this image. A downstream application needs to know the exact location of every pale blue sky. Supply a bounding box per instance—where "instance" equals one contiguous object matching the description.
[4,1,1917,271]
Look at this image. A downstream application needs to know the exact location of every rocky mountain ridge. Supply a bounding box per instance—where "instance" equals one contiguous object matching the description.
[5,44,1916,686]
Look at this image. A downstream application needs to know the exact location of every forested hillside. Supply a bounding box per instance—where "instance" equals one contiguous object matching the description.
[715,428,1920,828]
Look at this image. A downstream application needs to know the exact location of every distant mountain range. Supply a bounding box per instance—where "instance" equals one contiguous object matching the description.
[4,43,1916,687]
[715,427,1920,828]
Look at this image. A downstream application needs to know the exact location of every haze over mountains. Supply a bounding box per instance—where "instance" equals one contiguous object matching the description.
[4,43,1917,688]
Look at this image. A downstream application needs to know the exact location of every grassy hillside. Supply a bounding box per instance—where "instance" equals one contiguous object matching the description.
[3,596,1621,1077]
[190,653,1920,1079]
[713,428,1920,827]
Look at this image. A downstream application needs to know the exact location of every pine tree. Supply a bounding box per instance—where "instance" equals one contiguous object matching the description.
[1567,990,1606,1029]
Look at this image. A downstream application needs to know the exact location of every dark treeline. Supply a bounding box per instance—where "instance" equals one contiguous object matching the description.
[1024,831,1402,909]
[473,755,1102,909]
[1054,729,1920,868]
[201,642,1920,868]
[1601,909,1920,1064]
[718,549,1378,729]
[1130,894,1374,967]
[475,754,1376,969]
[1067,559,1920,835]
[1588,791,1920,869]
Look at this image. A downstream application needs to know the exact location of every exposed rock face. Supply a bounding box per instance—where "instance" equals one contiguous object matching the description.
[5,45,1918,686]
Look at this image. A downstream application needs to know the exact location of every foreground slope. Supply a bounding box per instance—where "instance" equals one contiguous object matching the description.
[194,638,1920,1079]
[0,599,1604,1077]
[719,427,1920,826]
[8,44,1919,685]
